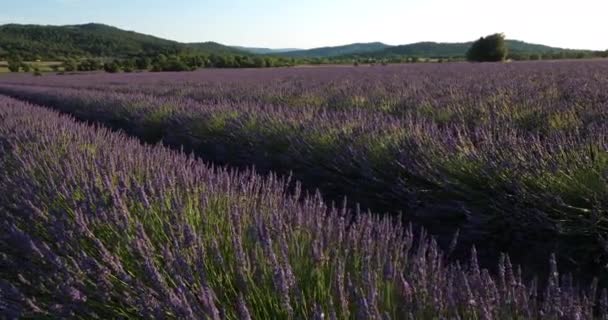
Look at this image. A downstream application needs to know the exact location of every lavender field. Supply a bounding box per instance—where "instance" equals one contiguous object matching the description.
[1,60,608,318]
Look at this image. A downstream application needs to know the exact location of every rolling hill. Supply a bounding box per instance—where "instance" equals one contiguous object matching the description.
[0,23,244,60]
[279,42,392,58]
[0,22,596,62]
[369,40,566,58]
[281,40,572,59]
[232,46,302,55]
[272,40,568,58]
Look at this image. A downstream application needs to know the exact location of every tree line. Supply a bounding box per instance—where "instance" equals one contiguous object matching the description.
[5,35,608,74]
[5,53,300,74]
[466,33,608,62]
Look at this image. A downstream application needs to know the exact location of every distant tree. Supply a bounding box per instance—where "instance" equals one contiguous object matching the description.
[253,56,265,68]
[78,59,101,71]
[103,61,121,73]
[550,51,566,60]
[135,57,151,70]
[235,55,251,67]
[182,56,204,70]
[264,57,275,68]
[21,63,31,72]
[122,59,135,72]
[7,59,21,72]
[150,62,163,72]
[63,60,77,72]
[574,51,589,59]
[161,57,190,71]
[466,33,508,62]
[33,67,42,76]
[221,55,235,68]
[508,52,529,61]
[155,54,168,64]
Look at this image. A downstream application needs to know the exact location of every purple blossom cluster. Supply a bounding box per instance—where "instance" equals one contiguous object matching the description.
[1,61,607,280]
[1,95,606,319]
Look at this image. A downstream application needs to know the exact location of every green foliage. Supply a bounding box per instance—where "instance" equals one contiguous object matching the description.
[252,56,266,68]
[466,33,508,62]
[32,66,42,76]
[158,57,191,71]
[62,60,77,72]
[7,58,20,72]
[77,59,101,71]
[181,55,205,69]
[103,61,121,73]
[135,56,150,70]
[121,59,135,73]
[0,23,604,66]
[0,23,245,60]
[20,62,31,72]
[279,42,391,58]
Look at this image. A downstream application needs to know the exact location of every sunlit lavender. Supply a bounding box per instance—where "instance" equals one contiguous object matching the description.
[1,95,606,319]
[1,61,607,279]
[1,60,608,318]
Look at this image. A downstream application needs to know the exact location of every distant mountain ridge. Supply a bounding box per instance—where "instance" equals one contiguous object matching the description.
[232,46,302,54]
[0,23,595,61]
[279,42,392,58]
[366,40,567,58]
[279,40,571,59]
[0,23,244,59]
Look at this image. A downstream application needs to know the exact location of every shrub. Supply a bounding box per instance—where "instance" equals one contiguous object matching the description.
[103,61,121,73]
[466,33,508,62]
[7,60,20,72]
[20,63,31,72]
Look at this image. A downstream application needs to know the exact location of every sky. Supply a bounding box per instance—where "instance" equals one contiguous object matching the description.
[1,0,606,50]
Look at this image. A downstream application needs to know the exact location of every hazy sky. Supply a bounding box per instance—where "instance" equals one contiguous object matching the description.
[1,0,606,50]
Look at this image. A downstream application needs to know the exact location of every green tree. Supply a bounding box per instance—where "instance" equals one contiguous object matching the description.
[21,63,31,72]
[264,57,275,68]
[78,59,101,71]
[135,57,151,70]
[63,60,77,72]
[466,33,508,62]
[103,61,121,73]
[182,56,204,70]
[253,56,266,68]
[7,59,21,72]
[161,57,190,71]
[122,59,135,72]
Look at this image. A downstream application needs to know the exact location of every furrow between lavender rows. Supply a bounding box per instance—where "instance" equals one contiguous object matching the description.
[0,94,606,319]
[0,82,606,284]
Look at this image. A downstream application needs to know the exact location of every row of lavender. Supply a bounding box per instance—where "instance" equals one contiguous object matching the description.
[0,61,607,279]
[3,96,604,318]
[2,92,608,318]
[3,62,608,134]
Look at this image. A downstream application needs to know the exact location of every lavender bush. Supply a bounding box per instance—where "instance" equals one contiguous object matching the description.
[0,61,607,280]
[1,95,606,319]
